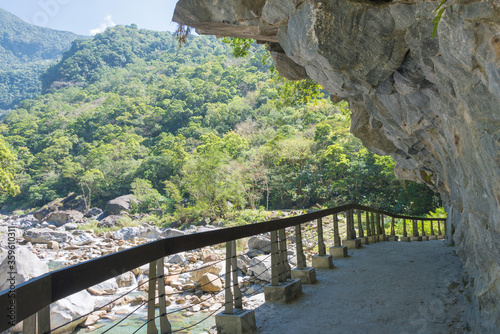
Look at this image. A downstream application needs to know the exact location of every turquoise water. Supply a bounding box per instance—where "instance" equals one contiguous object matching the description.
[73,307,216,334]
[47,261,217,333]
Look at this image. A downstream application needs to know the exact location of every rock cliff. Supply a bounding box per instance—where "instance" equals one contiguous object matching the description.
[173,0,500,331]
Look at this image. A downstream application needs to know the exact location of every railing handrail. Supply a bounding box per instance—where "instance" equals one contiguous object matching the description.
[0,203,445,331]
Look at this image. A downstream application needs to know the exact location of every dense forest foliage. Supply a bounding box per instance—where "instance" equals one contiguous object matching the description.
[0,8,81,110]
[0,25,439,220]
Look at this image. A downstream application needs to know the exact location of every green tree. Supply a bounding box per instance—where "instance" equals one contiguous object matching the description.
[130,178,165,215]
[79,169,106,210]
[0,138,20,196]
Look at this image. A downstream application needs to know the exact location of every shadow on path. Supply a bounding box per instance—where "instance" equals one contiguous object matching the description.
[253,240,468,334]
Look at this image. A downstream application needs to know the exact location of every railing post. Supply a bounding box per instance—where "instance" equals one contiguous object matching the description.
[313,217,335,267]
[380,214,386,241]
[400,218,410,242]
[279,229,291,280]
[438,219,442,235]
[270,230,279,286]
[366,211,371,236]
[265,229,303,303]
[157,258,171,334]
[343,209,361,248]
[147,261,158,334]
[421,220,428,240]
[357,210,364,238]
[295,224,306,269]
[357,210,368,245]
[333,214,341,247]
[329,213,348,258]
[388,216,398,241]
[217,240,256,333]
[430,220,435,235]
[291,223,317,284]
[23,314,36,334]
[38,306,51,334]
[345,211,352,240]
[411,219,421,241]
[371,212,376,240]
[390,217,395,236]
[224,241,234,314]
[317,218,326,256]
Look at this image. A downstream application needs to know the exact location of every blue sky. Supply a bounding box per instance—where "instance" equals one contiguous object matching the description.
[0,0,179,36]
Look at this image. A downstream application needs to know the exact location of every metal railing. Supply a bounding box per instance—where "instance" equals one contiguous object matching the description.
[1,203,446,333]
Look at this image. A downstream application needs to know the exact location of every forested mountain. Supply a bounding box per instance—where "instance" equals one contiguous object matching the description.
[0,25,439,219]
[0,8,83,110]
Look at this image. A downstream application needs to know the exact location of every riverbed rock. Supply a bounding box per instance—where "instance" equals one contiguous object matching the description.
[199,273,223,292]
[106,195,135,215]
[116,271,136,287]
[247,235,271,253]
[97,215,123,228]
[167,253,185,265]
[247,255,272,282]
[0,246,49,291]
[88,278,119,296]
[85,208,103,218]
[112,227,140,240]
[237,254,252,274]
[70,232,94,246]
[34,193,86,222]
[50,290,95,334]
[46,210,84,227]
[24,228,71,244]
[7,215,38,229]
[162,228,186,238]
[191,262,223,282]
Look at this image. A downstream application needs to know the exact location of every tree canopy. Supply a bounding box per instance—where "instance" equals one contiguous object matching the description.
[0,25,439,218]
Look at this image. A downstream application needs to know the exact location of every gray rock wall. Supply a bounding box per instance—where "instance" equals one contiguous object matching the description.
[173,0,500,331]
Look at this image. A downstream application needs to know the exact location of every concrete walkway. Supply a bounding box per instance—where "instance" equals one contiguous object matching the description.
[251,240,469,333]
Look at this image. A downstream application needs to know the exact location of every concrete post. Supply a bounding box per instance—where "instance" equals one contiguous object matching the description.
[421,220,429,240]
[317,217,326,256]
[216,239,257,333]
[357,210,364,238]
[330,213,348,257]
[350,209,357,239]
[312,216,334,268]
[157,258,171,333]
[147,261,158,334]
[411,219,422,241]
[400,218,411,242]
[270,230,279,286]
[224,241,235,315]
[292,224,317,284]
[333,214,341,247]
[343,209,361,248]
[279,229,291,281]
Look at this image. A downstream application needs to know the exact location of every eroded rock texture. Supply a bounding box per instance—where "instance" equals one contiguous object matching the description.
[173,0,500,331]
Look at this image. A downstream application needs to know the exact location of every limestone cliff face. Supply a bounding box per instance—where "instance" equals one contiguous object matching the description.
[173,0,500,331]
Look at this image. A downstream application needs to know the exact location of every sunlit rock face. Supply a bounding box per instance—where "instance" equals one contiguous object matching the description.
[173,0,500,331]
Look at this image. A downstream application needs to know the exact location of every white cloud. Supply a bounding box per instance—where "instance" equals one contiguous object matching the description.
[89,15,116,35]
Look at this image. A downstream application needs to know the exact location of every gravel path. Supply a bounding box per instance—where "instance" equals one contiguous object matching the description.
[252,240,469,333]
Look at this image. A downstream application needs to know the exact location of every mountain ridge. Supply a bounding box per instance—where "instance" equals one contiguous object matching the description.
[0,8,85,110]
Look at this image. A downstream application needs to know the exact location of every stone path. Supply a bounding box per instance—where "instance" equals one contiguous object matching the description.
[251,240,469,333]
